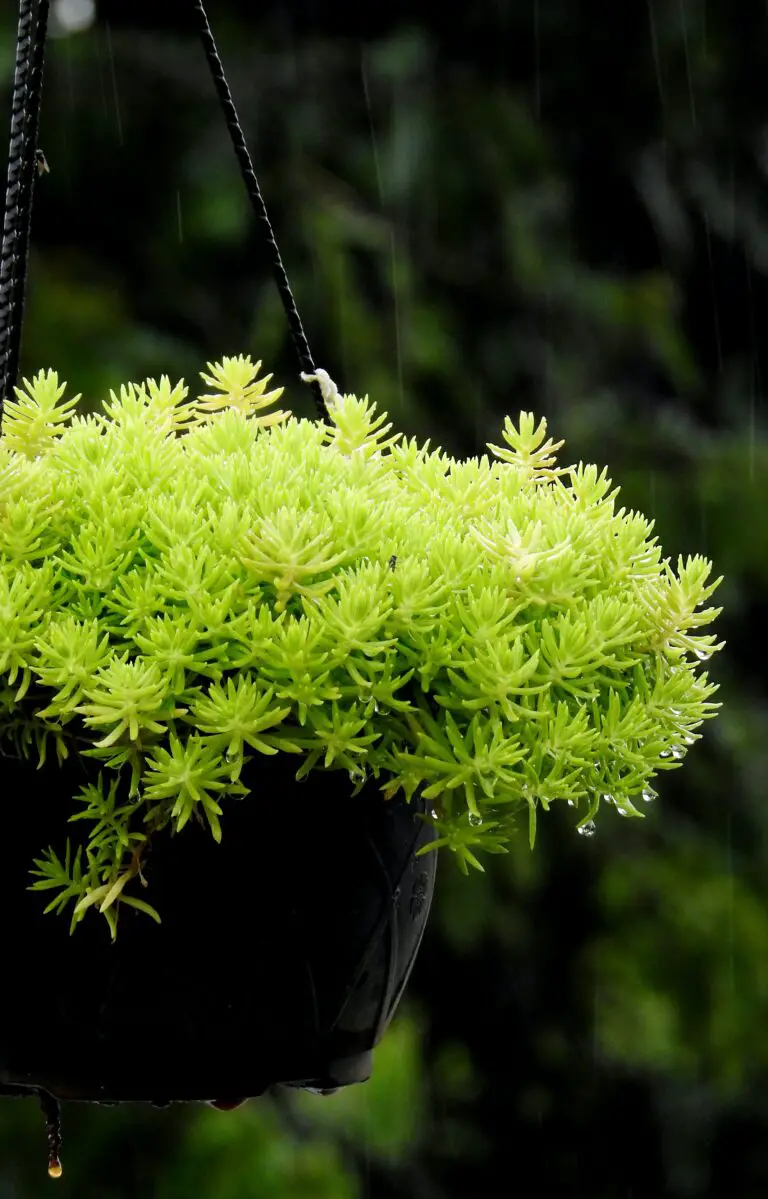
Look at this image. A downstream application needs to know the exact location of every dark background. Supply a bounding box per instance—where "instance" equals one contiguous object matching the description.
[1,0,768,1194]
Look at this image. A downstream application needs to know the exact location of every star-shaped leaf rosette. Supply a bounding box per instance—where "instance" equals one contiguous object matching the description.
[0,357,723,937]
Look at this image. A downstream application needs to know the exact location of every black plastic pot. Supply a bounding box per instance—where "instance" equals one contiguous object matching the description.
[0,747,436,1104]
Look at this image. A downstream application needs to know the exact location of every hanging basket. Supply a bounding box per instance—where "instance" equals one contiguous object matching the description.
[0,0,439,1123]
[0,744,436,1104]
[0,1,726,1180]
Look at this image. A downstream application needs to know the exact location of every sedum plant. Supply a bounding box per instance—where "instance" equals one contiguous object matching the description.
[0,356,723,938]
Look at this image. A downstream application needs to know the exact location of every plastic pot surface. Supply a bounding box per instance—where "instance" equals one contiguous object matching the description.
[0,747,436,1104]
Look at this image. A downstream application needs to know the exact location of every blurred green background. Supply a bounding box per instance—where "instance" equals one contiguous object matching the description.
[2,0,768,1194]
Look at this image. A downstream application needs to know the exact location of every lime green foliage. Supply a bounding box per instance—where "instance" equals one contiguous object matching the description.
[0,356,722,936]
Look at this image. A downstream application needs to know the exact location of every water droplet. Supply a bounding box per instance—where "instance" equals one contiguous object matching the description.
[567,799,576,807]
[641,786,658,803]
[684,734,697,746]
[577,820,596,838]
[430,808,440,821]
[670,745,684,760]
[468,812,483,827]
[601,792,616,805]
[40,1091,62,1181]
[372,700,380,714]
[694,648,711,661]
[348,768,365,785]
[660,749,671,759]
[615,805,630,817]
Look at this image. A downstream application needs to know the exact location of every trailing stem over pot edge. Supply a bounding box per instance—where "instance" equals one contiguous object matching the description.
[0,356,723,937]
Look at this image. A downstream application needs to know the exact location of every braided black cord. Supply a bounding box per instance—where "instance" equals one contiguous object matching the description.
[190,1,330,424]
[0,0,49,412]
[0,0,35,408]
[10,0,49,400]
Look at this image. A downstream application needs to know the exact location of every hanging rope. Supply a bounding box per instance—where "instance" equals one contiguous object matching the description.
[0,0,50,412]
[0,1,328,423]
[190,1,330,423]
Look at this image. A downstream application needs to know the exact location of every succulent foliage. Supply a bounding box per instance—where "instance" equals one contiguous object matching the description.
[0,357,722,936]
